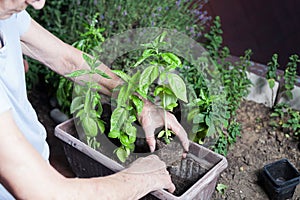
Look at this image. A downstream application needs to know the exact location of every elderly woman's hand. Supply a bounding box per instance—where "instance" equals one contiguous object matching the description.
[138,100,189,154]
[121,155,176,194]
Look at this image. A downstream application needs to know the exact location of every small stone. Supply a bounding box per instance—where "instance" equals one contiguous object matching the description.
[50,108,69,124]
[240,166,244,171]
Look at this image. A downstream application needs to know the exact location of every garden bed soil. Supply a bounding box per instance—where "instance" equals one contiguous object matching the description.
[28,86,300,199]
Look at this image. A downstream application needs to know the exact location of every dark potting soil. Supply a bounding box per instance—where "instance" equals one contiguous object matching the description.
[140,156,209,199]
[168,157,208,196]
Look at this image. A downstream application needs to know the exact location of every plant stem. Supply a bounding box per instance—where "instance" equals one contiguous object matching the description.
[163,92,168,135]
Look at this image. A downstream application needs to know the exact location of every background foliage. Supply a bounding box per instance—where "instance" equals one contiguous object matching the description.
[26,0,258,155]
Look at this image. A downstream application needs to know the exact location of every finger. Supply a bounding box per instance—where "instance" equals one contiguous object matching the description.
[142,119,157,152]
[146,135,156,152]
[145,154,160,160]
[166,113,190,152]
[167,182,176,193]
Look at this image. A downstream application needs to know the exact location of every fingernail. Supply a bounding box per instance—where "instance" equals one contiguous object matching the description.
[150,145,155,152]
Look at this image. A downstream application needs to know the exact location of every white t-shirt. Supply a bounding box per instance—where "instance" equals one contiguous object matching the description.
[0,10,49,199]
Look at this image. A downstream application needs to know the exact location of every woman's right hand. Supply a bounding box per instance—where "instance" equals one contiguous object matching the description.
[121,155,175,194]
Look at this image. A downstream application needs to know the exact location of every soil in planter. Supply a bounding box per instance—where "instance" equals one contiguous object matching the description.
[141,156,209,199]
[168,157,208,196]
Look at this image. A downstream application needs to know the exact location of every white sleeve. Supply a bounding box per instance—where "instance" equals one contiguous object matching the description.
[0,81,12,115]
[16,10,31,37]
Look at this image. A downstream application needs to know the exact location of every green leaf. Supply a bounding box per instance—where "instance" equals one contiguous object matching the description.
[82,117,98,137]
[167,73,188,102]
[116,147,128,163]
[142,49,155,57]
[128,71,141,90]
[82,53,94,66]
[136,88,148,99]
[158,31,167,43]
[154,86,165,96]
[117,85,129,106]
[159,72,167,82]
[120,134,130,146]
[125,123,137,137]
[110,107,128,132]
[117,72,140,106]
[163,93,177,110]
[128,115,137,123]
[166,102,178,110]
[270,113,279,117]
[268,79,275,89]
[108,130,120,139]
[158,130,165,138]
[161,53,182,66]
[139,65,159,92]
[70,96,85,114]
[193,113,205,124]
[128,135,136,144]
[97,120,105,133]
[131,95,144,114]
[66,69,91,78]
[216,183,228,194]
[94,69,111,79]
[112,70,130,82]
[205,115,212,126]
[133,50,154,67]
[187,108,200,122]
[75,109,84,119]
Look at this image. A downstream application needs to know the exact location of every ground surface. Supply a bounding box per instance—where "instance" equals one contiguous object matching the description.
[212,101,300,200]
[29,86,300,199]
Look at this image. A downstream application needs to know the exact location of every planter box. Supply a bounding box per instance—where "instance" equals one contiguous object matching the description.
[260,158,300,200]
[54,118,228,200]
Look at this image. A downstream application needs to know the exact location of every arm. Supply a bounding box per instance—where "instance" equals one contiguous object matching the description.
[20,18,121,96]
[0,110,174,199]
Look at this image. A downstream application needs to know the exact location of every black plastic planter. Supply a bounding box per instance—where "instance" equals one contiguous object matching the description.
[260,158,300,200]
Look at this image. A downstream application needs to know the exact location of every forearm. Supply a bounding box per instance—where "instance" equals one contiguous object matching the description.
[75,173,153,200]
[21,19,122,96]
[62,44,122,96]
[0,110,154,200]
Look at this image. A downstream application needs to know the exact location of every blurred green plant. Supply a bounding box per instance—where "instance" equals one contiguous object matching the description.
[282,54,300,100]
[55,14,106,114]
[270,103,300,140]
[201,16,252,155]
[266,53,279,105]
[266,53,279,90]
[265,53,300,141]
